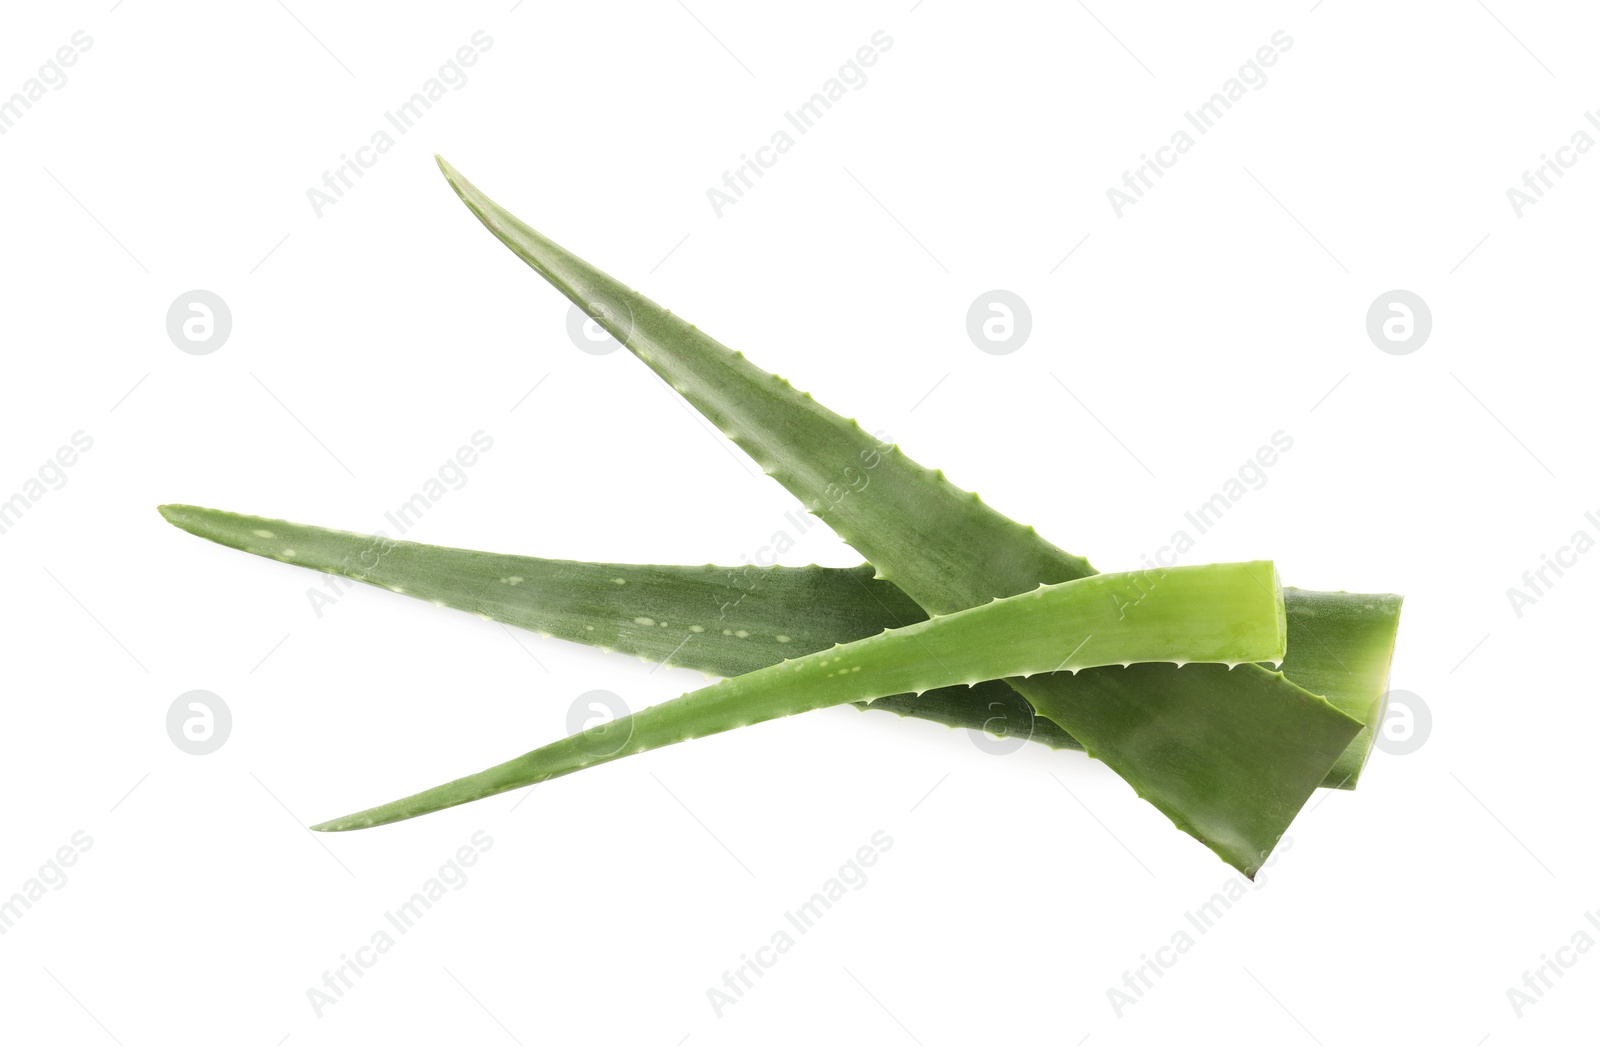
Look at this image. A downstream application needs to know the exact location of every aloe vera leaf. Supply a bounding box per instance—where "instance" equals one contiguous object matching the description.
[311,560,1289,831]
[155,503,926,676]
[436,158,1361,875]
[1276,589,1403,788]
[158,505,1397,787]
[871,587,1402,790]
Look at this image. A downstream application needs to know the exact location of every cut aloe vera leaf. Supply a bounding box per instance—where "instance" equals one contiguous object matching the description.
[311,560,1289,831]
[437,158,1361,875]
[158,505,1398,787]
[874,587,1402,789]
[1277,589,1403,788]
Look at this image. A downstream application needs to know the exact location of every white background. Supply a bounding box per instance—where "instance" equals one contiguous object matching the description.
[1,1,1593,1042]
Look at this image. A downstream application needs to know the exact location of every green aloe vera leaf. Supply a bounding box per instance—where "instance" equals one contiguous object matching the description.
[437,158,1362,875]
[870,587,1402,789]
[1276,589,1403,788]
[310,560,1290,831]
[873,587,1404,790]
[155,503,926,676]
[158,505,1398,787]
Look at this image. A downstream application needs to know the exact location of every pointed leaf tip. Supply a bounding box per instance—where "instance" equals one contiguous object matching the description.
[157,503,200,528]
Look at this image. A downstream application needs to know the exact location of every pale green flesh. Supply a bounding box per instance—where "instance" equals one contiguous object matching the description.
[1274,589,1403,787]
[870,586,1401,789]
[157,504,1398,789]
[436,157,1362,875]
[309,561,1289,831]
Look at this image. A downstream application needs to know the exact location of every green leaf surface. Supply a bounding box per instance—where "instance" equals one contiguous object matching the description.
[158,504,1398,789]
[1275,589,1403,787]
[436,158,1365,875]
[310,561,1290,831]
